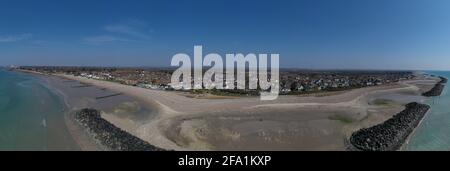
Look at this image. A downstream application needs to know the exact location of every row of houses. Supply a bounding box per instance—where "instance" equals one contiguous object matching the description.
[279,71,413,93]
[18,66,414,94]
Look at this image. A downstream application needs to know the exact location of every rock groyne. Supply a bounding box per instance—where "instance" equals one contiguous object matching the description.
[349,102,430,151]
[438,76,448,84]
[422,77,447,97]
[74,108,166,151]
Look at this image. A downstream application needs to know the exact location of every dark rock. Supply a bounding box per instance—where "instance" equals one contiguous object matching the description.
[423,77,447,97]
[74,108,167,151]
[349,102,430,151]
[439,76,448,84]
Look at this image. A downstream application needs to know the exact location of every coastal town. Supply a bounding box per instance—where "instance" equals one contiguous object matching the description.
[17,66,415,95]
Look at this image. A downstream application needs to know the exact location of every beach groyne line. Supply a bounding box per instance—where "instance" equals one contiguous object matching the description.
[74,108,166,151]
[71,85,92,88]
[95,93,122,99]
[62,80,77,83]
[348,102,430,151]
[422,77,447,97]
[438,76,448,84]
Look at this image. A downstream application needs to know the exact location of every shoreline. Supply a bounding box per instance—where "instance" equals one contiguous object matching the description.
[74,108,166,151]
[13,69,440,151]
[348,102,430,151]
[16,70,163,151]
[16,70,101,150]
[400,108,430,150]
[348,75,447,151]
[402,75,448,150]
[422,76,447,97]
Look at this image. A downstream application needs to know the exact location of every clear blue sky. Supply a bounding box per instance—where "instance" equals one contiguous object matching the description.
[1,0,450,70]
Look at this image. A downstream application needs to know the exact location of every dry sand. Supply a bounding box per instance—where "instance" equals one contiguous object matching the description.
[35,72,435,151]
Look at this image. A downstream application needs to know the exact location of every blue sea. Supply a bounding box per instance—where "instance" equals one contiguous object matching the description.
[0,69,79,150]
[406,71,450,151]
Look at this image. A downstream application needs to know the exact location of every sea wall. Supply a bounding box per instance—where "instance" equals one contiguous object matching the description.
[422,77,447,97]
[348,102,430,151]
[74,108,166,151]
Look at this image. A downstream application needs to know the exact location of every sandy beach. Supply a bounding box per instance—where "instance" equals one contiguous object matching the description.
[30,72,157,150]
[25,70,439,151]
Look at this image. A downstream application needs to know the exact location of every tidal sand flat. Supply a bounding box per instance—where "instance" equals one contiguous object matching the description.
[164,107,351,150]
[165,81,433,151]
[54,73,437,151]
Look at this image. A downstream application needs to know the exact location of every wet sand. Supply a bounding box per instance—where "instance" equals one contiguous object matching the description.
[164,80,436,150]
[34,74,158,150]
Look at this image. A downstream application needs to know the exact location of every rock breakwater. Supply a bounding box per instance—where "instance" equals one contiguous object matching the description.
[349,102,430,151]
[423,77,447,97]
[74,108,166,151]
[438,76,448,84]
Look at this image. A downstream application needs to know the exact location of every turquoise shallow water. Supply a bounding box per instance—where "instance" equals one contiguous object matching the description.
[0,70,79,150]
[406,71,450,151]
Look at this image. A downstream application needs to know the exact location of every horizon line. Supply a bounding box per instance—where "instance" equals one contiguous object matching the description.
[5,65,450,72]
